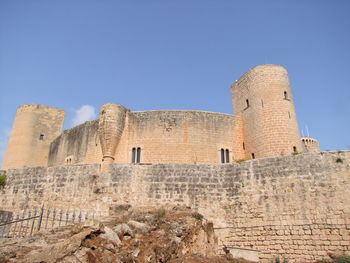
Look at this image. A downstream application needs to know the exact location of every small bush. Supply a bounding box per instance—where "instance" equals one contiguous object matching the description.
[334,255,350,263]
[192,212,204,221]
[0,174,6,188]
[154,209,166,220]
[336,158,343,163]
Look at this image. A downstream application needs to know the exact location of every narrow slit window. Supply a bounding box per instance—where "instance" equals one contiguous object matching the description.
[225,149,230,163]
[293,146,297,153]
[220,149,225,163]
[284,91,288,99]
[246,99,250,108]
[288,111,291,119]
[39,134,44,140]
[251,153,255,159]
[243,142,245,150]
[132,148,136,163]
[261,99,264,108]
[136,147,141,163]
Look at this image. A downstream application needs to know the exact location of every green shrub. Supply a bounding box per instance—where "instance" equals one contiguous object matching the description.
[192,212,204,221]
[0,174,6,188]
[154,209,166,220]
[334,255,350,263]
[336,158,343,163]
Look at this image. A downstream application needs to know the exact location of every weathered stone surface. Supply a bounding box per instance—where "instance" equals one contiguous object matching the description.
[0,151,349,262]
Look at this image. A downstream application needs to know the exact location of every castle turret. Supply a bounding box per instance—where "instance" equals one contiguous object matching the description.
[2,104,65,169]
[231,64,302,159]
[98,103,127,165]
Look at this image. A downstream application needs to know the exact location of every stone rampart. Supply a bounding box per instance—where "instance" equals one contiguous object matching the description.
[0,151,349,262]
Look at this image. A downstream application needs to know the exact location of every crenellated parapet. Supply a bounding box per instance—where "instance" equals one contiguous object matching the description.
[301,137,320,153]
[98,103,128,164]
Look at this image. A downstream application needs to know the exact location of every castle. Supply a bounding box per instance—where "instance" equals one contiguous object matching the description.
[1,65,349,263]
[2,64,319,170]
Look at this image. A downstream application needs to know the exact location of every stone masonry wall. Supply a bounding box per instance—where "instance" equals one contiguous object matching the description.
[0,151,349,262]
[2,104,65,170]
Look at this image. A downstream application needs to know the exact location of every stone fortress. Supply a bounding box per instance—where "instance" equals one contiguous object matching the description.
[2,64,320,170]
[1,64,349,263]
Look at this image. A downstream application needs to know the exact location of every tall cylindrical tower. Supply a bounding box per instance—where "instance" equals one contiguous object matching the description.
[98,103,127,164]
[231,64,302,158]
[2,104,65,169]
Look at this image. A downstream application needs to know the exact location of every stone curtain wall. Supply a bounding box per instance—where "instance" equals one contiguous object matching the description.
[48,120,102,166]
[47,110,240,166]
[0,151,349,262]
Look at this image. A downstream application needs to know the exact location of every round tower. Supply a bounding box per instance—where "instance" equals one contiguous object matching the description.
[98,103,127,164]
[231,64,302,158]
[2,104,65,169]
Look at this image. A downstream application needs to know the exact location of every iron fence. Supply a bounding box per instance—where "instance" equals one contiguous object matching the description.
[0,207,97,238]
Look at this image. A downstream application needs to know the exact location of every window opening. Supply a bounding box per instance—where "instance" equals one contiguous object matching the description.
[293,146,297,153]
[220,149,225,163]
[284,91,288,100]
[246,99,250,108]
[251,153,255,159]
[39,134,44,140]
[261,99,264,108]
[136,147,141,163]
[243,142,245,150]
[288,111,291,119]
[225,149,230,163]
[132,148,136,163]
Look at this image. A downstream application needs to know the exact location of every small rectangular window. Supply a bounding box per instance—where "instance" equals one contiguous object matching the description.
[39,134,44,140]
[136,147,141,163]
[251,153,255,159]
[131,148,136,163]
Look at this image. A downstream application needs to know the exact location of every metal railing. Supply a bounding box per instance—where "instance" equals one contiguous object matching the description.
[0,207,96,238]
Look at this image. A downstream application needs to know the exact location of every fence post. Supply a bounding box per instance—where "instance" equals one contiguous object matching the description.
[37,206,44,232]
[30,208,37,237]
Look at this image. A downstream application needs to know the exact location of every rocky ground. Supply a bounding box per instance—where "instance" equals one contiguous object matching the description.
[0,205,256,263]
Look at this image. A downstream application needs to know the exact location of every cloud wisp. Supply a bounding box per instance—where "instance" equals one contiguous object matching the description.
[71,105,97,127]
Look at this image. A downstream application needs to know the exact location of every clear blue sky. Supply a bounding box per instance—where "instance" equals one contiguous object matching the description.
[1,0,349,165]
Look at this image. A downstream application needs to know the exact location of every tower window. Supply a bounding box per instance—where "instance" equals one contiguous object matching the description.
[288,111,291,119]
[284,91,288,100]
[220,148,230,163]
[39,134,44,140]
[132,147,141,163]
[136,147,141,163]
[246,99,250,108]
[251,153,255,159]
[225,149,230,163]
[243,142,245,150]
[293,146,297,153]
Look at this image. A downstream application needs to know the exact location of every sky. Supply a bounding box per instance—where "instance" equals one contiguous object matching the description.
[0,0,349,165]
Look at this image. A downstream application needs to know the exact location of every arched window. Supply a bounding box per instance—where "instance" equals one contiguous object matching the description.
[132,147,141,163]
[293,146,297,153]
[284,91,288,100]
[220,149,225,163]
[220,148,230,163]
[136,147,141,163]
[251,153,255,159]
